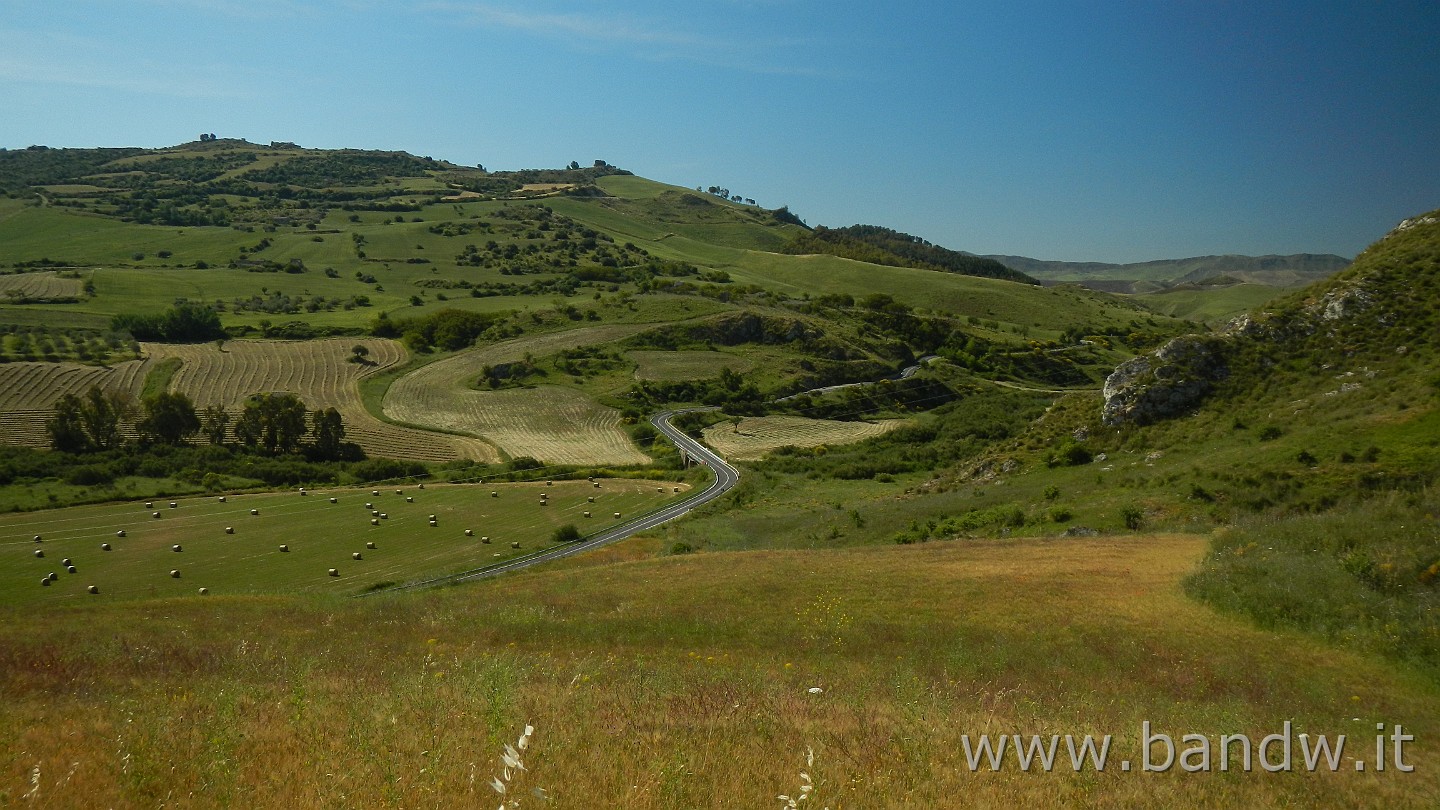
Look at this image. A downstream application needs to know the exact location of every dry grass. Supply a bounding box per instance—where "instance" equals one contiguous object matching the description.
[1,533,1436,807]
[702,415,906,460]
[628,350,752,381]
[0,271,84,300]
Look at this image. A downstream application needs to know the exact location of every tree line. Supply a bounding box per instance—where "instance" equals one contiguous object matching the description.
[46,387,356,461]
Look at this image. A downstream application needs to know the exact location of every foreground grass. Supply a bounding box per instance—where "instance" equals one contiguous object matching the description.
[1,534,1435,807]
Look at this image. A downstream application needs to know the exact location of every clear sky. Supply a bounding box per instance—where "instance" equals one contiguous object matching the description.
[2,1,1436,263]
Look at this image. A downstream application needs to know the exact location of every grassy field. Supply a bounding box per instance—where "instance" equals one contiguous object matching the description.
[629,349,752,381]
[702,415,907,461]
[1132,283,1286,323]
[1,532,1434,807]
[0,478,686,606]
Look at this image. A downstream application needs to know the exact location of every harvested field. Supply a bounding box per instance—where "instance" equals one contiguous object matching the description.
[385,324,654,465]
[629,349,751,381]
[147,339,499,463]
[702,415,906,460]
[0,339,500,462]
[0,271,85,300]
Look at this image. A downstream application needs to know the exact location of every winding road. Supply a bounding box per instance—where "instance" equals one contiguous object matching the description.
[360,408,739,594]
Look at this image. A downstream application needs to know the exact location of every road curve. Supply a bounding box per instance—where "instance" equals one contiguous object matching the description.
[358,408,739,595]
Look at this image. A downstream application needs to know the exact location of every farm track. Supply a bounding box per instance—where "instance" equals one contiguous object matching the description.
[384,324,657,465]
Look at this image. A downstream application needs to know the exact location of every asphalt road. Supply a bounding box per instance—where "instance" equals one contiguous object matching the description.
[361,408,739,594]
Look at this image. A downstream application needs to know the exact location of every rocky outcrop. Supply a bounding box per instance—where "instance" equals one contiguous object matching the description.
[1101,335,1227,426]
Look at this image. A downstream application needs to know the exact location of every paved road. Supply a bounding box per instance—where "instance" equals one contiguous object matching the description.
[359,408,739,594]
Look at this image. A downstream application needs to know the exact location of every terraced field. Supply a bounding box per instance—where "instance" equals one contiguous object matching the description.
[0,271,85,300]
[385,324,655,465]
[702,415,906,460]
[629,349,752,381]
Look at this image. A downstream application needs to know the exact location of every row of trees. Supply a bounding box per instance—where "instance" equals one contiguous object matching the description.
[46,387,353,460]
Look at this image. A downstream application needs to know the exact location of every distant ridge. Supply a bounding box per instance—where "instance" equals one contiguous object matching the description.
[981,253,1351,292]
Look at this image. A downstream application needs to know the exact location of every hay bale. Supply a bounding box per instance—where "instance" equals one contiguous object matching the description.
[371,518,379,526]
[199,587,209,595]
[169,502,177,508]
[330,497,338,504]
[380,513,388,519]
[428,514,437,520]
[372,490,380,496]
[365,502,373,509]
[510,541,520,549]
[658,487,664,493]
[366,541,376,549]
[67,565,77,574]
[218,496,226,502]
[170,569,181,578]
[406,496,413,503]
[594,482,601,489]
[225,527,234,534]
[481,536,490,544]
[583,511,591,518]
[352,552,362,560]
[613,512,621,518]
[87,585,98,594]
[464,529,474,536]
[41,578,49,587]
[491,491,498,497]
[674,487,681,493]
[62,558,71,566]
[418,483,424,489]
[32,535,41,543]
[145,502,153,509]
[34,549,43,558]
[172,544,182,552]
[152,511,161,518]
[101,543,111,551]
[116,530,126,537]
[587,496,595,503]
[328,568,338,577]
[48,572,57,581]
[395,489,402,495]
[428,520,437,527]
[546,480,553,486]
[250,508,259,516]
[371,510,380,517]
[279,544,290,552]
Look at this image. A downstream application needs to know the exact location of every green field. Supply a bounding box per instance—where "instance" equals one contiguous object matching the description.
[0,478,687,606]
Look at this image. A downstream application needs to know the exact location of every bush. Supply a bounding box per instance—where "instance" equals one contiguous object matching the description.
[551,524,582,543]
[1120,505,1144,530]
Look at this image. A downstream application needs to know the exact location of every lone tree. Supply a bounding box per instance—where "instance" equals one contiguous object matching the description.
[136,391,201,445]
[235,393,308,454]
[349,344,370,364]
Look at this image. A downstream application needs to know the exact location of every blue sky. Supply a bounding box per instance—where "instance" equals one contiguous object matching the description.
[2,1,1436,263]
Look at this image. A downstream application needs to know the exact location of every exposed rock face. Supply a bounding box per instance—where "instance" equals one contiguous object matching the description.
[1101,335,1227,426]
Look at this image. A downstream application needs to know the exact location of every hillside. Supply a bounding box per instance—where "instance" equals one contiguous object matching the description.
[986,252,1351,288]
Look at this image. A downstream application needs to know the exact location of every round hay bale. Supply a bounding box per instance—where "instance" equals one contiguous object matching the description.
[41,578,49,587]
[417,483,424,489]
[225,526,234,534]
[428,514,437,520]
[88,585,98,594]
[328,568,338,577]
[428,520,437,527]
[172,544,182,552]
[510,541,520,549]
[48,572,58,582]
[152,511,161,519]
[372,490,380,496]
[674,487,681,493]
[588,476,595,482]
[33,535,41,543]
[380,513,388,520]
[371,518,379,526]
[594,482,601,489]
[250,509,259,516]
[583,511,591,518]
[62,558,71,566]
[101,543,111,551]
[169,502,177,508]
[170,569,181,578]
[491,491,498,498]
[481,536,491,544]
[145,502,153,509]
[546,480,553,486]
[366,541,376,549]
[395,489,402,495]
[199,587,209,595]
[371,510,379,517]
[279,544,289,552]
[352,552,362,560]
[330,497,338,504]
[658,487,664,493]
[365,502,373,509]
[406,496,413,503]
[34,549,43,558]
[218,496,227,502]
[116,530,126,538]
[614,512,621,518]
[464,529,474,536]
[67,565,76,574]
[587,496,595,503]
[539,500,548,506]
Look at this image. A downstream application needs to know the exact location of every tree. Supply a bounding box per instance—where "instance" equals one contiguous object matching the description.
[80,387,132,451]
[201,404,230,445]
[311,407,345,460]
[136,391,201,445]
[349,344,370,364]
[236,393,308,454]
[46,393,89,453]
